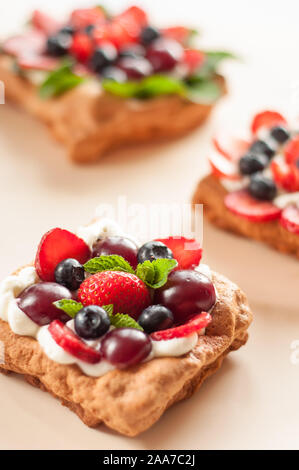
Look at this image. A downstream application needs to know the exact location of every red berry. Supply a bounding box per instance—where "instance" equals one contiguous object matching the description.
[251,110,287,136]
[212,132,250,162]
[280,205,299,234]
[18,55,59,71]
[2,30,46,58]
[146,38,183,72]
[69,32,93,62]
[116,6,148,32]
[35,228,90,282]
[78,271,151,320]
[209,150,241,180]
[151,311,211,341]
[49,320,102,364]
[154,270,216,325]
[162,26,192,44]
[224,189,282,222]
[155,237,202,270]
[32,10,62,35]
[284,136,299,165]
[70,8,106,30]
[183,49,205,74]
[101,328,152,368]
[271,159,299,192]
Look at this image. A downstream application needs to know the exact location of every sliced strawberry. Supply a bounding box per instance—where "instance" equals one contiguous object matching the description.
[162,26,192,44]
[251,110,287,136]
[209,150,241,180]
[280,205,299,234]
[155,237,202,270]
[70,7,106,30]
[18,55,59,71]
[69,32,93,63]
[93,22,131,49]
[212,132,250,162]
[151,312,211,341]
[35,228,91,282]
[183,49,205,74]
[49,320,102,364]
[271,159,299,192]
[284,136,299,165]
[32,10,62,35]
[116,6,148,30]
[2,30,46,57]
[224,189,281,222]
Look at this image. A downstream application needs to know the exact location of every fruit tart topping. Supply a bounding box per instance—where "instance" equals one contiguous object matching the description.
[118,56,152,79]
[154,270,216,325]
[69,32,93,63]
[239,152,268,175]
[249,139,276,159]
[74,305,110,339]
[70,7,106,30]
[248,174,277,201]
[100,328,152,369]
[151,311,211,341]
[271,158,299,192]
[138,305,174,334]
[18,282,73,326]
[49,320,102,364]
[284,135,299,165]
[90,43,118,73]
[209,150,241,180]
[224,189,281,222]
[280,205,299,234]
[155,237,202,270]
[54,258,85,291]
[251,110,287,136]
[137,241,174,264]
[35,228,90,282]
[140,26,161,45]
[146,38,183,72]
[46,32,73,57]
[212,133,250,162]
[91,236,138,270]
[270,125,290,144]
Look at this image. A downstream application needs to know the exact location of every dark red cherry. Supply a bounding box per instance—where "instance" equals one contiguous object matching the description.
[91,236,138,269]
[146,38,183,72]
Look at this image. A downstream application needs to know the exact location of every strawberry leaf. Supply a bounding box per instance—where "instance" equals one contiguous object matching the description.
[137,258,178,289]
[54,299,83,318]
[83,255,135,274]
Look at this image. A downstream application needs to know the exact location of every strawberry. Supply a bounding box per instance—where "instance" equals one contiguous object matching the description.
[251,110,287,136]
[70,8,106,30]
[212,132,250,162]
[151,311,211,341]
[280,205,299,234]
[93,22,132,49]
[116,6,148,30]
[49,320,102,364]
[183,49,205,74]
[69,33,93,63]
[271,159,299,192]
[155,237,202,270]
[18,55,59,71]
[35,228,90,282]
[284,136,299,165]
[2,30,46,57]
[162,26,192,44]
[78,271,151,320]
[224,189,281,222]
[32,10,62,35]
[209,150,241,180]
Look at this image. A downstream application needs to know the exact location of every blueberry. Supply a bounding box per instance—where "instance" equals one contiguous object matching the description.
[137,241,173,264]
[59,25,75,36]
[90,43,118,72]
[54,258,85,291]
[84,24,95,35]
[239,153,268,175]
[270,126,290,144]
[249,174,277,201]
[46,32,72,56]
[249,140,276,159]
[140,26,160,45]
[75,306,110,339]
[138,305,174,334]
[101,66,127,82]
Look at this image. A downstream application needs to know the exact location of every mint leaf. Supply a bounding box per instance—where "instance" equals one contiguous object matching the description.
[39,61,85,99]
[189,51,236,81]
[109,313,143,331]
[205,51,237,69]
[54,299,83,318]
[84,255,135,274]
[186,79,222,104]
[137,258,178,289]
[102,74,185,99]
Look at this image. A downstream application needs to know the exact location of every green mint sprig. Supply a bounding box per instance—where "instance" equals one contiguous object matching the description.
[84,255,135,274]
[54,300,143,331]
[39,60,85,99]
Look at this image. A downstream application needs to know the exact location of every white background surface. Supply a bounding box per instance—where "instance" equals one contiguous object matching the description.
[0,0,299,450]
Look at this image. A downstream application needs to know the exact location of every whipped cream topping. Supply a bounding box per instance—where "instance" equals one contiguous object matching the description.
[0,219,211,378]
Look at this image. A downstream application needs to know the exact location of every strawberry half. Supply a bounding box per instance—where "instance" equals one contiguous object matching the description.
[70,7,106,29]
[225,189,281,222]
[155,237,202,270]
[151,312,211,341]
[32,10,62,35]
[78,271,151,320]
[209,150,241,180]
[284,136,299,165]
[271,159,299,192]
[162,26,192,44]
[251,110,287,136]
[280,205,299,234]
[70,33,93,63]
[49,320,102,364]
[35,228,91,282]
[183,49,205,74]
[212,132,250,162]
[2,30,46,57]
